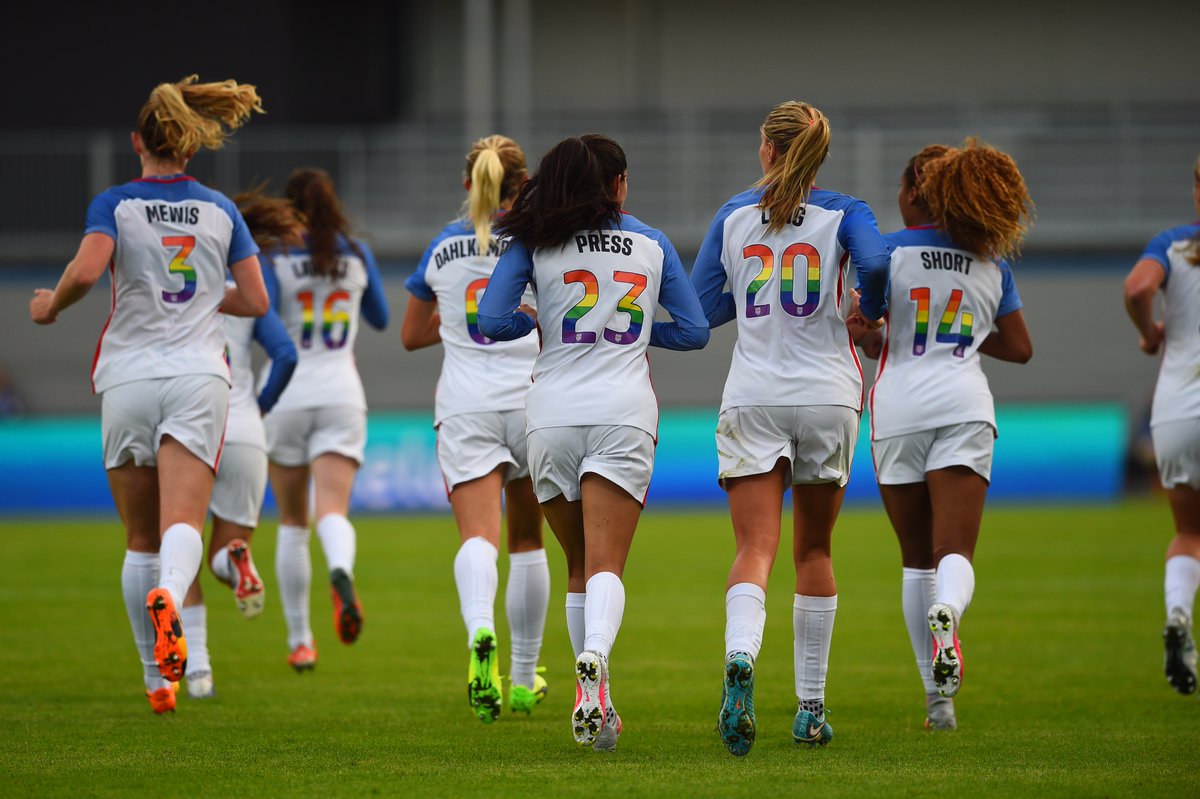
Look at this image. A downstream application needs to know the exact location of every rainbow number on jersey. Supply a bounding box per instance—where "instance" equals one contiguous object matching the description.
[161,235,197,304]
[297,290,351,349]
[743,243,821,318]
[909,287,974,358]
[562,269,647,345]
[465,277,494,346]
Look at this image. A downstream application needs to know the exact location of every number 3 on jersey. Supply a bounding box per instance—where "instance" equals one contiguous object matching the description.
[562,270,647,345]
[297,290,351,349]
[161,236,197,304]
[910,287,973,357]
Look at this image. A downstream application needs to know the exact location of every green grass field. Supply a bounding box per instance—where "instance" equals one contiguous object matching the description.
[1,501,1196,797]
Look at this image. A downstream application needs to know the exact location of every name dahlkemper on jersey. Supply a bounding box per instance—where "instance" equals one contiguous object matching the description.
[434,237,508,268]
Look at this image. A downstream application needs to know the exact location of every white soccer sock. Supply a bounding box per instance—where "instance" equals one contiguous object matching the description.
[123,550,168,692]
[725,582,767,661]
[506,548,550,690]
[566,592,586,657]
[1165,555,1200,621]
[454,537,499,647]
[902,568,937,694]
[316,513,357,577]
[276,524,313,650]
[158,524,203,608]
[793,594,837,707]
[583,572,625,660]
[210,544,235,586]
[935,553,975,620]
[180,603,210,675]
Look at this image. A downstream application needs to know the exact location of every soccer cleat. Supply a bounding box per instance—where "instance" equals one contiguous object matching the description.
[572,650,605,746]
[924,694,957,731]
[593,656,622,752]
[1163,610,1197,695]
[146,588,187,682]
[467,629,503,723]
[186,670,215,699]
[510,668,548,714]
[717,652,756,756]
[792,708,834,747]
[146,685,177,714]
[330,568,363,645]
[228,539,265,619]
[928,602,964,697]
[288,643,318,672]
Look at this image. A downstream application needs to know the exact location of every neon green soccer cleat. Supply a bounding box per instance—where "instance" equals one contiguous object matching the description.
[467,628,503,723]
[510,667,549,714]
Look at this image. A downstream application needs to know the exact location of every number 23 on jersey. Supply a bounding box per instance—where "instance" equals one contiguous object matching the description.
[562,269,647,345]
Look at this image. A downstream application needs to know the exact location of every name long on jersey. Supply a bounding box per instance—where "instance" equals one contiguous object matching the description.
[719,201,862,413]
[419,222,538,425]
[268,250,369,412]
[870,227,1017,440]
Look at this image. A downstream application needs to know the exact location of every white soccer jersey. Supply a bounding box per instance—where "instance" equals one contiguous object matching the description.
[477,214,710,438]
[869,226,1023,440]
[85,175,258,394]
[406,220,538,425]
[690,188,891,414]
[222,313,264,449]
[264,237,386,413]
[1145,223,1200,426]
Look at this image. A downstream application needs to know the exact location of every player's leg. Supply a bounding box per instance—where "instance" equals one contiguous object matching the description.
[270,460,315,669]
[311,452,362,645]
[207,443,268,618]
[1163,485,1200,694]
[181,577,213,698]
[447,465,506,723]
[504,475,550,713]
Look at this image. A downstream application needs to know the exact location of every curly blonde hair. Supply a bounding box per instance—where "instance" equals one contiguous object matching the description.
[137,75,263,162]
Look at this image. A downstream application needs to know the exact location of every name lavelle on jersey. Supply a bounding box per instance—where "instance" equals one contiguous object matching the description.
[279,253,356,281]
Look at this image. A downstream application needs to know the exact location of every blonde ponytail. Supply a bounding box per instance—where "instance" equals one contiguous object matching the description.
[469,148,505,255]
[138,75,264,162]
[461,135,528,255]
[753,101,831,234]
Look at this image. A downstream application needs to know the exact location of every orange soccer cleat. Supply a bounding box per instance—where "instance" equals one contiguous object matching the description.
[288,642,318,673]
[146,682,177,714]
[227,539,266,618]
[329,568,363,645]
[145,588,188,682]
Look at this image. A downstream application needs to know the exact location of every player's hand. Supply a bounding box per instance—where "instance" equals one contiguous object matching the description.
[848,289,882,330]
[1140,321,1164,355]
[30,289,58,325]
[518,303,538,322]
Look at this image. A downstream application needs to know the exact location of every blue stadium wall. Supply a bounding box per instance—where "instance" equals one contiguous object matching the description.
[0,405,1126,514]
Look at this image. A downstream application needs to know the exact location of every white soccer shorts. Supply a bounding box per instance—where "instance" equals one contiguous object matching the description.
[526,425,655,504]
[265,406,367,466]
[716,405,858,488]
[101,375,229,470]
[872,421,995,485]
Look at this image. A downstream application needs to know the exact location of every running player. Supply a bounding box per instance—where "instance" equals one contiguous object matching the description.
[1123,155,1200,698]
[263,168,390,670]
[401,135,550,722]
[28,75,267,713]
[478,134,709,750]
[690,101,890,755]
[866,140,1033,730]
[180,190,301,699]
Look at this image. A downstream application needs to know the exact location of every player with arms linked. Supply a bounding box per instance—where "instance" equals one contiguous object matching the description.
[478,134,709,750]
[691,101,889,755]
[402,135,551,722]
[29,75,268,713]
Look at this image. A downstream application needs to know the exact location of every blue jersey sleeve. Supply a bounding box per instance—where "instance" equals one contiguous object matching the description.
[222,199,259,266]
[405,238,437,301]
[252,310,298,415]
[477,239,536,340]
[84,191,119,241]
[651,236,710,351]
[996,261,1023,318]
[357,240,390,330]
[691,205,737,328]
[260,255,282,312]
[1141,230,1175,280]
[838,201,890,320]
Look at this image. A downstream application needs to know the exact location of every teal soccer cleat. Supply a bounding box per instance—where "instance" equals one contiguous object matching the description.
[717,653,756,756]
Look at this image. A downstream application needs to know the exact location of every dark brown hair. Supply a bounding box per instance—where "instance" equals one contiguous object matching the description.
[285,168,360,277]
[902,143,953,213]
[233,186,303,249]
[495,134,627,251]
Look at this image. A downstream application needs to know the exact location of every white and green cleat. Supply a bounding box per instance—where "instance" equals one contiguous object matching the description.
[510,667,548,714]
[467,628,503,723]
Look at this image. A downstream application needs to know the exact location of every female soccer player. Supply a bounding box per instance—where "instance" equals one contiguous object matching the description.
[263,168,390,670]
[478,134,709,749]
[1124,155,1200,698]
[180,191,301,699]
[28,75,267,713]
[866,140,1033,730]
[401,135,550,722]
[690,100,890,755]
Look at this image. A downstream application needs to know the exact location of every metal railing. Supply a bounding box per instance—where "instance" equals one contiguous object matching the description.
[2,103,1197,260]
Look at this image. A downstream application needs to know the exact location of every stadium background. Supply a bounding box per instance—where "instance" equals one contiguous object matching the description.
[2,0,1198,512]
